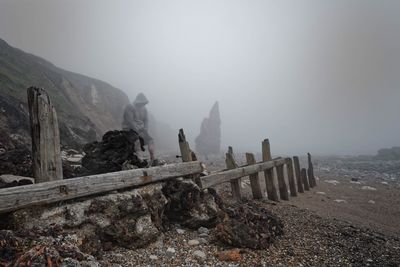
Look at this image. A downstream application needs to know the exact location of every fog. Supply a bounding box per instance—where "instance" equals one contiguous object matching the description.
[1,0,400,155]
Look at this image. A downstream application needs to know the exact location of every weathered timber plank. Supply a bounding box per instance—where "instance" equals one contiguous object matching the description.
[285,158,297,197]
[245,153,263,199]
[276,164,289,200]
[200,158,285,189]
[27,87,63,183]
[226,148,241,200]
[293,156,304,193]
[0,161,203,213]
[262,139,279,201]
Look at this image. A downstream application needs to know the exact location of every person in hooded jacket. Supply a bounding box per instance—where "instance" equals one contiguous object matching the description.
[122,93,155,163]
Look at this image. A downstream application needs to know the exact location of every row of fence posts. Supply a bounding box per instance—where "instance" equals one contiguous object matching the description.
[178,129,317,201]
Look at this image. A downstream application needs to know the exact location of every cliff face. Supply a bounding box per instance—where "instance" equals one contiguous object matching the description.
[0,38,129,149]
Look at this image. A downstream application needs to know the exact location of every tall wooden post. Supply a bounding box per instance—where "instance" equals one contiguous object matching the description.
[307,153,316,187]
[285,158,297,197]
[245,153,263,199]
[301,168,310,191]
[27,87,63,183]
[293,156,304,193]
[226,147,241,200]
[276,164,289,200]
[262,139,278,201]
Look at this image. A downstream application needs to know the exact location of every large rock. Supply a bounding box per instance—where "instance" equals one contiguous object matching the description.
[214,201,284,249]
[81,130,148,175]
[195,101,221,156]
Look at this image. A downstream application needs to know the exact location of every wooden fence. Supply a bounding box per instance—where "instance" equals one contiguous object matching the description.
[0,87,317,213]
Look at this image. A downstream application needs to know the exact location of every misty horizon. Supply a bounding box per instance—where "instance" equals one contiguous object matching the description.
[1,0,399,155]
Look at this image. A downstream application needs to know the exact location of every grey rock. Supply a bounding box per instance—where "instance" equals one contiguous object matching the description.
[193,250,206,260]
[188,239,200,246]
[198,226,209,234]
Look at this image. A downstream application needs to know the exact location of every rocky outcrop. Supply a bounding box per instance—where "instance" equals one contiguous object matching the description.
[195,102,221,156]
[214,201,284,249]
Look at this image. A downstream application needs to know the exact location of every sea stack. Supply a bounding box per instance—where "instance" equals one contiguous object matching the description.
[195,101,221,156]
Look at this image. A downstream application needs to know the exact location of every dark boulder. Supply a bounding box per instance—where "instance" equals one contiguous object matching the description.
[81,130,148,175]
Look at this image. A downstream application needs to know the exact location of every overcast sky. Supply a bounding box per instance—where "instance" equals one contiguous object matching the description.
[1,0,400,155]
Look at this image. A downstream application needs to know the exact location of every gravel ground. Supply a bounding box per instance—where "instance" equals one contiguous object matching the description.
[100,187,400,266]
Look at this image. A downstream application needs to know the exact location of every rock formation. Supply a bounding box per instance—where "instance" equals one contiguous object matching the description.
[195,102,221,156]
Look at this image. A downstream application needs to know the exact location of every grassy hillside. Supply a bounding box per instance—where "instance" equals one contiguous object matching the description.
[0,38,129,149]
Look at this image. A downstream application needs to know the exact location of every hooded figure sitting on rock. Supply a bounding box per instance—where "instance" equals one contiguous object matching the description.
[122,93,156,165]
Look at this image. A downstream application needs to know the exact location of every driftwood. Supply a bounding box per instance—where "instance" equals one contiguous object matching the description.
[27,87,63,183]
[0,161,203,213]
[293,156,304,193]
[245,153,263,199]
[262,139,279,201]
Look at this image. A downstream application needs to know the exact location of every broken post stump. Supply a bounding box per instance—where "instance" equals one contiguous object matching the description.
[27,87,63,183]
[226,147,241,200]
[301,168,310,191]
[262,139,278,201]
[178,129,202,186]
[307,153,317,187]
[285,158,297,197]
[245,152,263,199]
[293,156,304,193]
[276,164,289,200]
[178,129,193,162]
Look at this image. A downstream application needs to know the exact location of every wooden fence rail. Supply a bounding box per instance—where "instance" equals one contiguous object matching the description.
[0,161,203,213]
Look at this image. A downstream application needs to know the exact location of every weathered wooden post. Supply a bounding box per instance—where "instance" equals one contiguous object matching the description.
[27,87,63,183]
[178,129,193,162]
[245,152,263,199]
[307,153,317,187]
[276,163,289,200]
[285,157,297,197]
[293,156,304,193]
[262,139,279,201]
[226,147,241,200]
[178,129,202,185]
[301,168,310,191]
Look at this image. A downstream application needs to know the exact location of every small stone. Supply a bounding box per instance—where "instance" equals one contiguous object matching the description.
[198,237,208,244]
[166,247,176,256]
[198,227,209,235]
[193,250,206,260]
[316,191,326,195]
[217,249,242,262]
[361,186,377,191]
[188,239,200,246]
[149,255,158,260]
[176,228,185,234]
[334,199,347,203]
[199,233,209,238]
[368,200,376,204]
